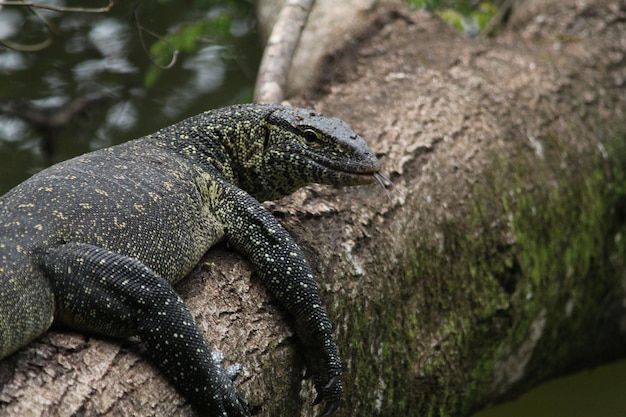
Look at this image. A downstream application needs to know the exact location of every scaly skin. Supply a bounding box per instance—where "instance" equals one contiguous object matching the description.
[0,104,384,416]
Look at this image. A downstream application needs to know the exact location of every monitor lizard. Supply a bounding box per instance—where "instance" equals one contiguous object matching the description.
[0,103,389,416]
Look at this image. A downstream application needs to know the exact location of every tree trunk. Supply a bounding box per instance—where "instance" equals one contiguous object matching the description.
[1,0,626,416]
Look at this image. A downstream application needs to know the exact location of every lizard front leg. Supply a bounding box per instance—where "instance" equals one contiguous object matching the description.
[37,242,250,417]
[215,183,343,416]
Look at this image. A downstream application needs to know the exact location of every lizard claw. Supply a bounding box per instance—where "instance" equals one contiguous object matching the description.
[312,375,342,416]
[318,399,341,417]
[225,362,244,380]
[207,351,251,417]
[299,335,343,416]
[211,351,244,381]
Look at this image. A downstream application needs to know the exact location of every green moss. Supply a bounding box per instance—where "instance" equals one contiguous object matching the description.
[405,0,500,35]
[254,340,304,416]
[332,132,626,416]
[461,135,626,411]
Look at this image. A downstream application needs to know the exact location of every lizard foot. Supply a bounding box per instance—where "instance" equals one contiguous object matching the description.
[212,351,244,380]
[300,334,343,416]
[208,351,251,417]
[312,375,342,416]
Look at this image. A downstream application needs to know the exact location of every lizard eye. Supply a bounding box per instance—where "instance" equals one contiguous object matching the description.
[302,128,322,145]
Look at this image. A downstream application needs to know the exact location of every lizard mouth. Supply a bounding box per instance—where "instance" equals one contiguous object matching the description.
[345,170,394,189]
[297,148,394,190]
[318,159,394,190]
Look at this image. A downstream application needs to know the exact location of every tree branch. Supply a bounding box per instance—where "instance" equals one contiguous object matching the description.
[0,0,117,13]
[253,0,315,103]
[1,1,625,416]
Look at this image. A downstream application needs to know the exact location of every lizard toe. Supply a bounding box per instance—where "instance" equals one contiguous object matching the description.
[318,399,341,417]
[312,375,342,415]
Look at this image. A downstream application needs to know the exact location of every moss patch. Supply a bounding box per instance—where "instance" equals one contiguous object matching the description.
[332,133,626,416]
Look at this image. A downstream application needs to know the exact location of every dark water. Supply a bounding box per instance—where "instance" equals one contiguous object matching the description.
[0,1,261,194]
[474,358,626,417]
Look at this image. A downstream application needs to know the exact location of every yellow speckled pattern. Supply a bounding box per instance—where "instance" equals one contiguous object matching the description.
[0,104,381,416]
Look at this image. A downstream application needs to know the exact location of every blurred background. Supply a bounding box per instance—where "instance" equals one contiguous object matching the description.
[0,0,260,194]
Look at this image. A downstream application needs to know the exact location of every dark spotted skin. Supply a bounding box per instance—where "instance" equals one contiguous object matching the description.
[0,104,382,416]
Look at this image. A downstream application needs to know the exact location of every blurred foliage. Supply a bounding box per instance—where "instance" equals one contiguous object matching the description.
[145,14,231,87]
[0,0,261,193]
[406,0,500,36]
[144,2,253,87]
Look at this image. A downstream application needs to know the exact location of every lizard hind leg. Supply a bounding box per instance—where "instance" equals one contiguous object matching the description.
[38,242,250,417]
[0,250,55,359]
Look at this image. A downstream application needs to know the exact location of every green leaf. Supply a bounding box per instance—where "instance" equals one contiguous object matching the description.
[437,8,465,32]
[406,0,499,34]
[144,14,233,88]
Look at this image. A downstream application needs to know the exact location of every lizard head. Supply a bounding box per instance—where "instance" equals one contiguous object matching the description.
[248,106,387,201]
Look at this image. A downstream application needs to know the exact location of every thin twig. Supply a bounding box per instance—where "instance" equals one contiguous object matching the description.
[0,0,118,51]
[0,5,55,51]
[131,2,178,70]
[0,0,117,13]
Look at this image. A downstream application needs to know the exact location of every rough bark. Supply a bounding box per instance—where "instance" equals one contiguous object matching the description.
[2,0,626,416]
